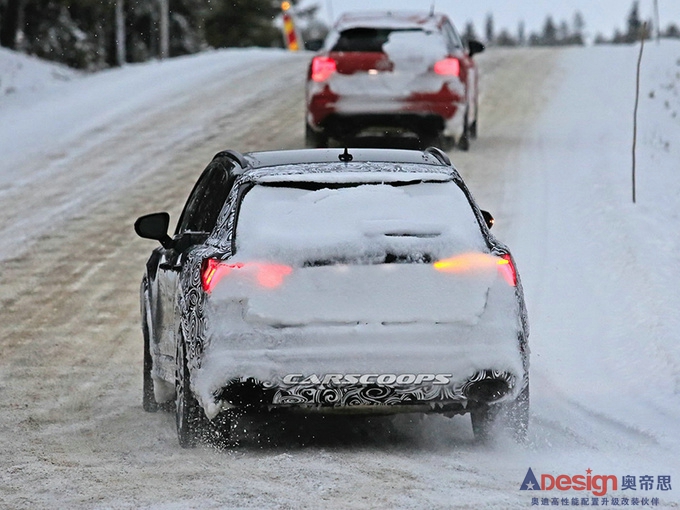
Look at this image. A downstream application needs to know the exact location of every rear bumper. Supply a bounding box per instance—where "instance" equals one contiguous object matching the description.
[214,369,516,414]
[306,83,466,138]
[193,321,526,419]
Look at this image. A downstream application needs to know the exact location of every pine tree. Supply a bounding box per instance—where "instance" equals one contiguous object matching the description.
[204,0,282,49]
[485,13,494,45]
[542,16,557,45]
[625,1,642,43]
[463,21,478,44]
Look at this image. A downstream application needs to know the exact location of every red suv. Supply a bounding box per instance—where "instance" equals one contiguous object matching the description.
[305,11,484,150]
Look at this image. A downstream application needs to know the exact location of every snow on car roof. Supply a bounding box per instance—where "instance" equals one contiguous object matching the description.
[252,166,454,185]
[244,148,448,169]
[334,11,444,32]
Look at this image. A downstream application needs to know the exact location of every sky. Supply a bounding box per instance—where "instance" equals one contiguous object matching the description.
[299,0,680,40]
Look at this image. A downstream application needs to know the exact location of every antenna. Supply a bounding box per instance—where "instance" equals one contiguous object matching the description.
[338,147,353,163]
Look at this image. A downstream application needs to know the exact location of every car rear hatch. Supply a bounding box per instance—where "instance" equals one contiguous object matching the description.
[324,27,454,99]
[210,255,501,327]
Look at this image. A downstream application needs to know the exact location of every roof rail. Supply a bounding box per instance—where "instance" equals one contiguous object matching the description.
[212,149,250,169]
[424,147,451,166]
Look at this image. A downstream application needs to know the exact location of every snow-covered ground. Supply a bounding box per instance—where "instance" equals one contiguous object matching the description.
[0,41,678,508]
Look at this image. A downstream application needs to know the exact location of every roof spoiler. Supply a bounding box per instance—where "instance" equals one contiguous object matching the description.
[212,149,249,169]
[424,146,451,166]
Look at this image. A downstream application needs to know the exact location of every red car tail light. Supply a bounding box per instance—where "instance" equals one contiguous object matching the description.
[497,254,517,287]
[201,258,292,293]
[433,57,461,77]
[311,56,337,82]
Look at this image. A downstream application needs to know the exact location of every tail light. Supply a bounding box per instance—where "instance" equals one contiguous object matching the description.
[311,56,337,82]
[433,57,460,76]
[433,252,517,287]
[497,254,517,287]
[201,258,292,293]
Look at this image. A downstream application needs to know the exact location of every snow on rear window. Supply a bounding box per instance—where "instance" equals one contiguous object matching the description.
[234,181,486,265]
[383,30,447,72]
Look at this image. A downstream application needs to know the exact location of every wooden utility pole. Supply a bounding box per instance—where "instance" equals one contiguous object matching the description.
[159,0,169,59]
[115,0,126,66]
[632,22,647,204]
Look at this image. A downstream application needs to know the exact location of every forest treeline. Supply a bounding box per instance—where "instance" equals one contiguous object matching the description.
[0,0,678,70]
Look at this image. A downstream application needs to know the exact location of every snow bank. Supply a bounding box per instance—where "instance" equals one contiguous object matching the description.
[0,46,78,97]
[0,47,290,179]
[509,40,680,456]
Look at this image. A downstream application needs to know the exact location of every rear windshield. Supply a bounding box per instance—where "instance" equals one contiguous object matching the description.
[332,27,421,52]
[233,181,486,265]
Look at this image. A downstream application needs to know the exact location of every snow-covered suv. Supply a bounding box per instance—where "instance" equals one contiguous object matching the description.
[134,147,529,447]
[305,11,484,150]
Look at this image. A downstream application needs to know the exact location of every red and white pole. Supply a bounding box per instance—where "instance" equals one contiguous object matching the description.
[281,2,300,51]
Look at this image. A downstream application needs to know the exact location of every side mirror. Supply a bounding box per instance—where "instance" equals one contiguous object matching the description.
[468,39,485,57]
[481,210,494,229]
[135,212,173,248]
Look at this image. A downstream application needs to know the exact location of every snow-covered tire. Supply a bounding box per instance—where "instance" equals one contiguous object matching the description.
[471,381,529,443]
[141,279,158,413]
[175,337,204,448]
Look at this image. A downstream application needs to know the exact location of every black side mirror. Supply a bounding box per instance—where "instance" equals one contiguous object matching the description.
[135,212,173,248]
[468,39,485,57]
[481,210,494,229]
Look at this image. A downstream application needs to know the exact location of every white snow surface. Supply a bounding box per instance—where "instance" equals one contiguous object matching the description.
[1,40,680,508]
[235,180,485,263]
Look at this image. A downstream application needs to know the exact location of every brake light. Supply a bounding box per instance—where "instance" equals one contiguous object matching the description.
[434,252,497,272]
[201,258,292,293]
[497,254,517,287]
[433,252,517,286]
[433,57,460,76]
[311,56,337,82]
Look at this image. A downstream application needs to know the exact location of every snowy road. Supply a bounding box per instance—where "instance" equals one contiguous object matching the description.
[1,44,679,509]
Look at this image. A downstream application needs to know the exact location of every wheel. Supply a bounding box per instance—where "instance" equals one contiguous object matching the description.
[419,130,444,150]
[141,280,158,412]
[457,133,470,151]
[175,337,204,448]
[457,108,471,151]
[469,100,478,139]
[469,119,478,139]
[305,123,328,148]
[471,380,529,443]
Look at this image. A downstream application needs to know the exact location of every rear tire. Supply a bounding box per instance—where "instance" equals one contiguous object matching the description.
[175,337,204,448]
[305,123,328,148]
[471,380,529,443]
[142,280,158,413]
[457,133,470,151]
[457,108,471,151]
[419,130,445,150]
[469,99,478,139]
[469,119,478,139]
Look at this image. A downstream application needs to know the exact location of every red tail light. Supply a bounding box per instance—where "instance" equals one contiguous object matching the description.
[433,57,460,76]
[497,254,517,287]
[311,56,337,82]
[201,258,292,293]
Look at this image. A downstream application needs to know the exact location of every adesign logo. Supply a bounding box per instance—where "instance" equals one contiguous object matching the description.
[520,468,618,497]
